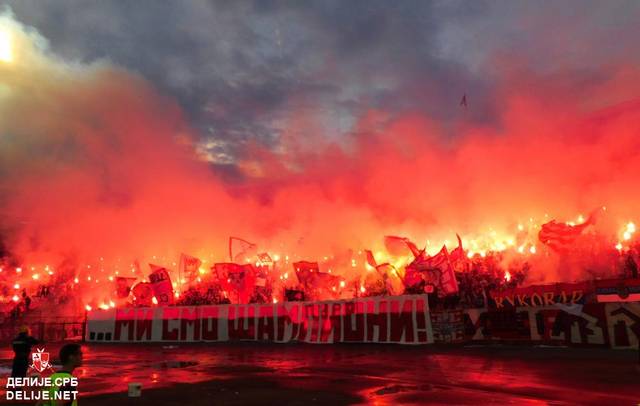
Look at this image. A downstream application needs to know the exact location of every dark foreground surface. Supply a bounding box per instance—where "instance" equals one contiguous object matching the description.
[1,343,639,405]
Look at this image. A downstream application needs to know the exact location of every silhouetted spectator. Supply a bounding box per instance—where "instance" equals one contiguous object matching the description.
[11,326,38,378]
[626,254,638,279]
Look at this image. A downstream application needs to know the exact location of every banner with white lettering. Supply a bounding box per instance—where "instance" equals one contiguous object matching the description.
[86,295,433,345]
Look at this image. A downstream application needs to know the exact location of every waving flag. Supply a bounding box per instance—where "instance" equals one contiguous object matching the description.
[460,93,467,108]
[131,282,154,306]
[363,250,403,294]
[365,250,396,275]
[384,236,422,258]
[436,246,460,295]
[293,261,320,288]
[403,264,426,292]
[365,250,378,268]
[213,263,256,303]
[115,277,137,299]
[538,214,595,251]
[293,261,340,290]
[449,234,464,262]
[148,264,174,305]
[257,252,273,265]
[229,237,257,262]
[406,246,458,296]
[448,234,470,272]
[179,253,202,283]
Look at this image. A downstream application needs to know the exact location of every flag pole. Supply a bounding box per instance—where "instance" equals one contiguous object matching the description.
[178,254,182,297]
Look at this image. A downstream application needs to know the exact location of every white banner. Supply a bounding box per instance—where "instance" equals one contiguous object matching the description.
[87,295,433,345]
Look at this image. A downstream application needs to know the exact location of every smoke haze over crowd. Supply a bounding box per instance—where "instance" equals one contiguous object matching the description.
[1,2,640,289]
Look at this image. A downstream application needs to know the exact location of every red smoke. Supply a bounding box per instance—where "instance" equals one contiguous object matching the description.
[1,14,640,308]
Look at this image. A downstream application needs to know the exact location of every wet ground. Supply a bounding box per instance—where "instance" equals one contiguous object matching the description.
[1,343,639,405]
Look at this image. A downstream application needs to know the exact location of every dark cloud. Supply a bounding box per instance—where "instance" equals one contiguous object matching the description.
[5,0,640,162]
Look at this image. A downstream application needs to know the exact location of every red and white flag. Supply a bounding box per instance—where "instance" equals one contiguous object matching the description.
[229,237,257,262]
[257,252,273,265]
[179,253,202,283]
[148,264,174,305]
[448,234,469,272]
[213,263,256,303]
[407,245,459,295]
[437,246,459,295]
[449,234,465,262]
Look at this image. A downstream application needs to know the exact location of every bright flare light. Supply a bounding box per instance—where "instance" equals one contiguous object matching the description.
[621,222,636,241]
[0,28,12,63]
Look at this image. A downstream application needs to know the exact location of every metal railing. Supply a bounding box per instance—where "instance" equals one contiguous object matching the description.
[0,314,85,343]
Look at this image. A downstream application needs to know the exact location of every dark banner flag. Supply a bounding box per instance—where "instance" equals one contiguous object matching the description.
[595,278,640,303]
